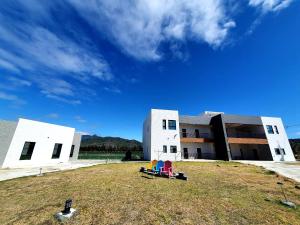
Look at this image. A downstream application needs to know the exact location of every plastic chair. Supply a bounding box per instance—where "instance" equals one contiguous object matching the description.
[151,160,158,171]
[155,160,164,173]
[146,161,153,171]
[160,160,173,177]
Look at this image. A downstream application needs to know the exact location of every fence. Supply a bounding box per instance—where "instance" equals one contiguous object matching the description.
[78,151,143,160]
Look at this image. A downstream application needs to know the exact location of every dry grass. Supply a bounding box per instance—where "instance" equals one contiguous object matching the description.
[0,161,300,225]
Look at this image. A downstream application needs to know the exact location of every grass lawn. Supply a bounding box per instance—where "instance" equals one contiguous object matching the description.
[0,162,300,225]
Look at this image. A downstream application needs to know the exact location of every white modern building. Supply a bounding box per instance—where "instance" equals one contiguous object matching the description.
[0,118,82,168]
[143,109,296,162]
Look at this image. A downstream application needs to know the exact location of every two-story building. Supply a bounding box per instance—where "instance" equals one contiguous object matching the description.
[143,109,295,162]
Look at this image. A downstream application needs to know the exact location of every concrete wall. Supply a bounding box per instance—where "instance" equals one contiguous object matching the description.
[261,117,295,161]
[144,109,181,161]
[70,132,82,160]
[2,118,75,168]
[0,120,17,167]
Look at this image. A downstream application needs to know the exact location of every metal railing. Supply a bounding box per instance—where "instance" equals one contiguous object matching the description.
[226,132,266,139]
[182,152,216,160]
[180,132,212,139]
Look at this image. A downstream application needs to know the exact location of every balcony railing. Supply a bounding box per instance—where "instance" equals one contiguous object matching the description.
[226,132,266,139]
[182,152,216,160]
[180,132,212,139]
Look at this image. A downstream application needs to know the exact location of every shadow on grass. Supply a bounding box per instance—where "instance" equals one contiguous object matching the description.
[141,175,154,179]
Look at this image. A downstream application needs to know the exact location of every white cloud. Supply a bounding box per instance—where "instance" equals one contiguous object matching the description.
[77,131,90,135]
[68,0,236,61]
[104,86,121,94]
[46,94,81,105]
[249,0,294,12]
[74,116,87,123]
[0,1,113,105]
[46,113,59,119]
[0,91,26,105]
[0,24,112,81]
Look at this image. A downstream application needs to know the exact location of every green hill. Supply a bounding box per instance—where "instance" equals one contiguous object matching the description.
[80,135,142,152]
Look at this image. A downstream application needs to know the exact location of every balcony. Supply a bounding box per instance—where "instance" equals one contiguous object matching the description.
[180,132,214,143]
[227,132,268,145]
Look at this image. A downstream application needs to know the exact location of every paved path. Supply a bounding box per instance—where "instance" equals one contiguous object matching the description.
[0,160,123,181]
[238,161,300,183]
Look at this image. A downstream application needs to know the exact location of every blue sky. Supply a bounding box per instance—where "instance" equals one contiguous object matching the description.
[0,0,299,141]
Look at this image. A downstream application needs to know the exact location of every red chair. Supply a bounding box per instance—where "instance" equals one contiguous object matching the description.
[160,160,173,177]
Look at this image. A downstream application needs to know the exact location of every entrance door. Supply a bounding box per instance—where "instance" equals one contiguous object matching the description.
[197,148,202,159]
[183,148,188,159]
[253,149,259,160]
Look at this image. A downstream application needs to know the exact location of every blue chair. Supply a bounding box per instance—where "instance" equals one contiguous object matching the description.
[155,160,164,174]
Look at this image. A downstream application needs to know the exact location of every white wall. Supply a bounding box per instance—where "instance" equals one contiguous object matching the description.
[261,117,295,161]
[70,132,82,160]
[145,109,181,161]
[2,118,75,168]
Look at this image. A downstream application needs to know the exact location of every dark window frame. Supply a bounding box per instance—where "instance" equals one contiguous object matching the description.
[195,129,200,138]
[52,143,63,159]
[170,145,177,153]
[266,125,274,134]
[19,142,36,160]
[70,145,75,157]
[168,120,176,130]
[162,119,166,130]
[274,125,279,134]
[182,128,187,138]
[163,145,167,153]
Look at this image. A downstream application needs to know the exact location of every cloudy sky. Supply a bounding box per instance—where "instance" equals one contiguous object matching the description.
[0,0,299,140]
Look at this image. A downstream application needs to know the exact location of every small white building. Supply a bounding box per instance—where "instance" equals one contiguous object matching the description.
[0,118,82,168]
[143,109,296,162]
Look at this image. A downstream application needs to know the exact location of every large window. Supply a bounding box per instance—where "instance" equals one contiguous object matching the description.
[70,145,75,157]
[52,143,62,159]
[162,119,166,130]
[168,120,176,130]
[274,125,279,134]
[182,129,187,138]
[163,145,167,153]
[19,142,35,160]
[170,145,177,153]
[266,125,274,134]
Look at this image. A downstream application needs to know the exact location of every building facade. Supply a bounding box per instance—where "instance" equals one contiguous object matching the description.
[143,109,295,162]
[0,118,82,168]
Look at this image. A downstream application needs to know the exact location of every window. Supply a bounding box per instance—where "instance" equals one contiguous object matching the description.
[274,125,279,134]
[52,143,62,159]
[19,142,35,160]
[170,145,177,153]
[162,119,166,130]
[195,129,200,138]
[163,145,167,153]
[182,129,187,138]
[70,145,75,157]
[168,120,176,130]
[266,125,274,134]
[275,148,285,155]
